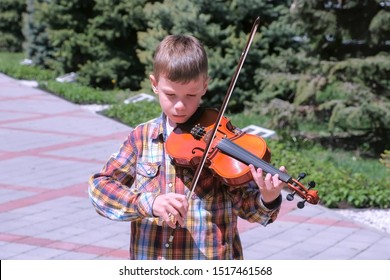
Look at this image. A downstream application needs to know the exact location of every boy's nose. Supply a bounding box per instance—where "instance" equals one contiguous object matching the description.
[174,100,186,111]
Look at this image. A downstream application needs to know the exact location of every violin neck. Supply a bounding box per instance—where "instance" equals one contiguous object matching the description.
[217,138,292,183]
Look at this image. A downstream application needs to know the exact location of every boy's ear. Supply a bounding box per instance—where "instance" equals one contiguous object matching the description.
[202,78,209,95]
[149,74,158,94]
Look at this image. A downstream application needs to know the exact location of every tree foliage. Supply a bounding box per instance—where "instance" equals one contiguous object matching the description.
[2,0,390,156]
[75,0,147,89]
[24,0,57,68]
[0,0,26,52]
[246,0,390,155]
[137,0,291,111]
[290,0,390,59]
[24,0,147,89]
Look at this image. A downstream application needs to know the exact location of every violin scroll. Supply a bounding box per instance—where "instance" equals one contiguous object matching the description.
[285,173,319,208]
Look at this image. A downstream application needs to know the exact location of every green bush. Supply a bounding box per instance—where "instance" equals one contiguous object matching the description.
[0,52,55,81]
[369,10,390,46]
[103,101,162,127]
[326,55,390,89]
[40,81,118,104]
[268,139,390,209]
[0,51,124,105]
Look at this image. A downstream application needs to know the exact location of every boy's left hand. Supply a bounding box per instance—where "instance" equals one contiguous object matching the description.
[249,164,287,204]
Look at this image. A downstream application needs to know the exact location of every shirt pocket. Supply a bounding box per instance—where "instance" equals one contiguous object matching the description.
[133,162,161,194]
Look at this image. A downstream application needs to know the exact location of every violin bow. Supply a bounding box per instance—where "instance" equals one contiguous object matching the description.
[166,17,261,247]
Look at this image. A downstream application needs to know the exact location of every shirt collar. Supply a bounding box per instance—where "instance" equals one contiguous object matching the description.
[150,113,168,141]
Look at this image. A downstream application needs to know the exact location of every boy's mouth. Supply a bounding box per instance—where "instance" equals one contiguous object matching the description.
[173,114,186,119]
[172,115,188,123]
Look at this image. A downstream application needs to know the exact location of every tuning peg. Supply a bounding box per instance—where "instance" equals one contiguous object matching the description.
[286,172,306,201]
[296,181,317,208]
[297,200,306,209]
[297,173,306,181]
[286,192,295,201]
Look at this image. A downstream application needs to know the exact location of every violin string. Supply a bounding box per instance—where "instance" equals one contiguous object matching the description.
[217,138,292,183]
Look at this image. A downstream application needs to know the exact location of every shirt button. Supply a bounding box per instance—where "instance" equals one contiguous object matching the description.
[168,183,173,188]
[147,170,151,175]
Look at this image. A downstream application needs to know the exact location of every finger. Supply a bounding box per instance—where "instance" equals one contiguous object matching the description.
[153,194,186,221]
[249,164,262,174]
[279,166,287,173]
[272,173,281,187]
[167,196,186,213]
[264,172,272,186]
[173,212,184,228]
[161,196,187,227]
[249,165,264,186]
[175,198,188,221]
[163,212,176,229]
[164,206,183,227]
[172,199,189,227]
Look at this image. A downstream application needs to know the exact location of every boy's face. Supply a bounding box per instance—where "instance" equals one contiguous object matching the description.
[150,74,208,124]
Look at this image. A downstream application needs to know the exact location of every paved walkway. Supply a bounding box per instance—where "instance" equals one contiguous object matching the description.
[1,73,389,260]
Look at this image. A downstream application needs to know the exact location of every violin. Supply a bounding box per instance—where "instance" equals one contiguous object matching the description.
[166,107,319,208]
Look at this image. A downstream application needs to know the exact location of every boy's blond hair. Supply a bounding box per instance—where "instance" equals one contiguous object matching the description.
[152,35,208,83]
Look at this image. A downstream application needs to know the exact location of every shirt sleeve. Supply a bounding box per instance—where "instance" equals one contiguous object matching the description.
[227,182,282,226]
[88,134,158,221]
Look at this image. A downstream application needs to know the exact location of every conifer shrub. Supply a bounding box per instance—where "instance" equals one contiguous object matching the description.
[0,0,26,52]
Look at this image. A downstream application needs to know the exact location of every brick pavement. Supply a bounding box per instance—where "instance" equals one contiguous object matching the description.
[1,73,389,260]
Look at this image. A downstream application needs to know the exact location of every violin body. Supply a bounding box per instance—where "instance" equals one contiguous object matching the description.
[166,108,271,187]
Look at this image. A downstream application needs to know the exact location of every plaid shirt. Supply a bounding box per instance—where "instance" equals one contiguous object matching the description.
[89,113,281,259]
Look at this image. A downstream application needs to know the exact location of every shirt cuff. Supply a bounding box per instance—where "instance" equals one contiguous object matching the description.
[260,194,282,210]
[137,192,159,218]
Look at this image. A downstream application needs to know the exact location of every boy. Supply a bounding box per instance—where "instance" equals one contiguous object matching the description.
[89,34,286,260]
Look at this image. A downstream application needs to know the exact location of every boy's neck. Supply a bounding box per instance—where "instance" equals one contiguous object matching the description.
[166,118,176,136]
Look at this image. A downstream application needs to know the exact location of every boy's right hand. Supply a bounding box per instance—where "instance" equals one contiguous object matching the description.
[152,193,188,228]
